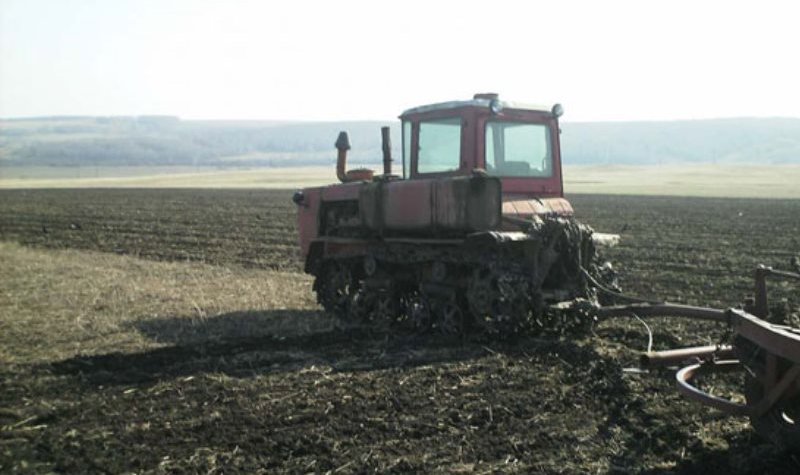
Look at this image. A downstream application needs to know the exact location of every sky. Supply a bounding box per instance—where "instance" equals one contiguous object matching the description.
[1,0,799,122]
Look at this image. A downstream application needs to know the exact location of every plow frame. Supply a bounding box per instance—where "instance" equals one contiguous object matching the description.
[597,266,800,433]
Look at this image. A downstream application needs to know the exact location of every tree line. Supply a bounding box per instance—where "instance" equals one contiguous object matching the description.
[1,116,798,167]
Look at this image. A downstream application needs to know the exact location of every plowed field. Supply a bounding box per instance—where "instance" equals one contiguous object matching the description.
[1,189,799,474]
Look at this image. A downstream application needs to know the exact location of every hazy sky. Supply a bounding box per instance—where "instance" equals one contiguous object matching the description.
[1,0,799,122]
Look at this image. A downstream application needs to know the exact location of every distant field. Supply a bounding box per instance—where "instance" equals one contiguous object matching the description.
[0,165,203,180]
[565,164,800,198]
[1,164,799,198]
[0,166,339,189]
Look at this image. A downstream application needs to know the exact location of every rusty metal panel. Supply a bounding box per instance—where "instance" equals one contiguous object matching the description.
[433,179,458,227]
[382,179,434,229]
[462,175,502,230]
[358,182,381,230]
[433,176,501,229]
[296,187,321,257]
[321,182,362,201]
[358,175,501,233]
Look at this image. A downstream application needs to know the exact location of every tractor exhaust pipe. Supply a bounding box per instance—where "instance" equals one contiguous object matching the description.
[335,131,351,183]
[381,126,392,175]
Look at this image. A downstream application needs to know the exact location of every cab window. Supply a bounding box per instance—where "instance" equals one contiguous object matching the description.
[485,121,553,177]
[417,118,461,174]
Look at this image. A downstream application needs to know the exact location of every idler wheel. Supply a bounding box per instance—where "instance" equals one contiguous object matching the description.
[467,268,494,317]
[317,261,354,317]
[350,287,374,321]
[350,286,399,327]
[373,290,400,322]
[398,291,432,332]
[432,298,464,335]
[467,267,530,335]
[363,255,378,277]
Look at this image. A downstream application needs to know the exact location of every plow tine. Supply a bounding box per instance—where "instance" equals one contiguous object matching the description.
[675,361,751,416]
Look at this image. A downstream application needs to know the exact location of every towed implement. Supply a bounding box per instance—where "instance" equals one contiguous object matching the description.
[599,265,800,451]
[293,94,617,334]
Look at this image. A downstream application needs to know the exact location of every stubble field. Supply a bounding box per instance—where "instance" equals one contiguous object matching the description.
[1,189,799,473]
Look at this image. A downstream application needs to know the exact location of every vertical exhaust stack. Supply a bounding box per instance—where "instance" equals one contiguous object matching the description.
[381,126,392,175]
[335,131,351,183]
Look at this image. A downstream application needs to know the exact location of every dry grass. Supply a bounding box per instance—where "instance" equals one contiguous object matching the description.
[0,166,337,189]
[0,242,323,365]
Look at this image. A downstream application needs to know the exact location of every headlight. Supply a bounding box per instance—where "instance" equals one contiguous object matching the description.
[490,99,504,115]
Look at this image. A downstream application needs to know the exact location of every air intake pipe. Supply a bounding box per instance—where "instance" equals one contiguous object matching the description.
[335,131,378,182]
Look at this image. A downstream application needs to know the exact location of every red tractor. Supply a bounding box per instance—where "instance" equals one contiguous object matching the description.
[293,93,613,333]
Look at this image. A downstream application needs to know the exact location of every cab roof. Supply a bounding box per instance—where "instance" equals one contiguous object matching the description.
[400,95,553,118]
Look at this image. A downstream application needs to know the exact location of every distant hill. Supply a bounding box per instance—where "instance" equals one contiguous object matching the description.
[0,116,397,167]
[1,115,799,168]
[561,118,800,165]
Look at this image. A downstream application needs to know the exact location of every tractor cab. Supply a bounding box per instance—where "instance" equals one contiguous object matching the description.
[399,93,565,198]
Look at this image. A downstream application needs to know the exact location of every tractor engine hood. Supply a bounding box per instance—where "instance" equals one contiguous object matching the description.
[502,195,574,219]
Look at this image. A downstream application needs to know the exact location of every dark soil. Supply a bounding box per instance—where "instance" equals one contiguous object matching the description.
[2,189,800,473]
[0,188,301,271]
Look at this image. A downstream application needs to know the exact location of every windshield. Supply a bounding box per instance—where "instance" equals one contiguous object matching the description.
[485,121,553,178]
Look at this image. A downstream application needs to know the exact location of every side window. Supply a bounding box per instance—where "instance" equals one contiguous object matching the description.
[485,121,553,178]
[402,120,411,179]
[417,118,461,174]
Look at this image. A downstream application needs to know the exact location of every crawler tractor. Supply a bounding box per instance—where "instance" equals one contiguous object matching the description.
[293,94,615,333]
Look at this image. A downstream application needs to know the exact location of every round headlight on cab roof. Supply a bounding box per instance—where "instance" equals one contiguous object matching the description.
[490,99,504,115]
[551,103,564,118]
